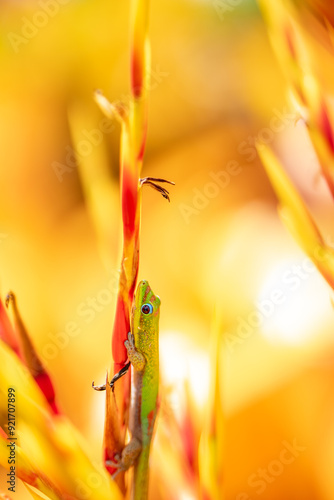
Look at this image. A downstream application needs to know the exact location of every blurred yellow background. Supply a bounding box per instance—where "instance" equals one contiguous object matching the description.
[1,0,334,498]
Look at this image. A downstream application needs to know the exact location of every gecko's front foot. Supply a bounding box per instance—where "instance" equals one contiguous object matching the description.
[124,332,145,371]
[124,331,136,354]
[140,177,175,202]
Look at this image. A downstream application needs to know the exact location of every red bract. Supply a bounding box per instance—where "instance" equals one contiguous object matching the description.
[0,298,20,356]
[5,292,59,414]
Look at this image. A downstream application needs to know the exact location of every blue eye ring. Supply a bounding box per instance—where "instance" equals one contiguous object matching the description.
[141,303,153,315]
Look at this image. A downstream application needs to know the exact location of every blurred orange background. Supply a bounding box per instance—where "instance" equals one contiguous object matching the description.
[1,0,334,498]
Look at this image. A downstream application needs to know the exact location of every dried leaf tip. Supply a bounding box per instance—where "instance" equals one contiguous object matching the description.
[94,89,127,123]
[140,177,175,202]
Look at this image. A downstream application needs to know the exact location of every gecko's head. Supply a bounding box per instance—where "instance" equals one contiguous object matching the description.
[134,280,161,321]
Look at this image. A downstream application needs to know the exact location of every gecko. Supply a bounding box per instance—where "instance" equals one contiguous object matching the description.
[93,279,160,499]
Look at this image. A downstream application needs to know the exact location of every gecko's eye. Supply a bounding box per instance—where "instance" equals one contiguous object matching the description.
[141,303,153,315]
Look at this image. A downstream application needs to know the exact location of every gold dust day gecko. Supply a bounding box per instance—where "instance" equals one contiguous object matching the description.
[108,280,161,499]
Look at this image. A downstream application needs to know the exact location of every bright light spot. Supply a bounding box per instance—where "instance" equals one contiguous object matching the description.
[188,352,210,407]
[160,332,189,384]
[160,331,210,412]
[179,491,196,500]
[257,255,331,345]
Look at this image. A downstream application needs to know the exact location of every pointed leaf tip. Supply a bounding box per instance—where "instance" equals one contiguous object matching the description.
[6,291,59,414]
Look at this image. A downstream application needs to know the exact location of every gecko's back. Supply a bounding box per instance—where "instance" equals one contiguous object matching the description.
[130,280,160,499]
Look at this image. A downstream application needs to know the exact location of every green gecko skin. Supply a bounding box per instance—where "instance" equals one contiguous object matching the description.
[121,280,160,500]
